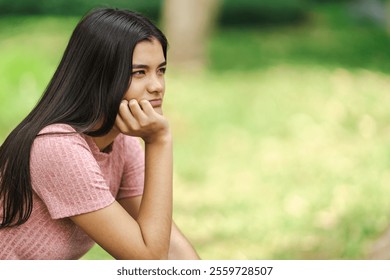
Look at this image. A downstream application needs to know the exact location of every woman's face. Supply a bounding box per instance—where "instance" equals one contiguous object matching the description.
[123,38,166,115]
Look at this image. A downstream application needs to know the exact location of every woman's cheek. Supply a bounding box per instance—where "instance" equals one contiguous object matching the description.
[124,84,143,101]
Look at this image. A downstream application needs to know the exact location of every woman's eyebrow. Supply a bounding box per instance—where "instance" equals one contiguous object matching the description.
[132,61,167,69]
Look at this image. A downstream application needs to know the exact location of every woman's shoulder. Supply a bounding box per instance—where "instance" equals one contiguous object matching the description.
[31,124,95,168]
[38,123,77,135]
[33,123,89,153]
[120,135,144,150]
[118,135,144,161]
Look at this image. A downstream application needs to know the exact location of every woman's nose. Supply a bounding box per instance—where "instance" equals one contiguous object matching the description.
[147,74,164,94]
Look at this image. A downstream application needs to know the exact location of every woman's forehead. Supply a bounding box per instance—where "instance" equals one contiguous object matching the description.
[132,39,165,66]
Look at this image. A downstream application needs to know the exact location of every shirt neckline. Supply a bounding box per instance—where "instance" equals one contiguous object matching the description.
[82,134,117,159]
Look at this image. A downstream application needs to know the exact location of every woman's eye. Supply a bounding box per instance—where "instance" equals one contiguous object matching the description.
[132,70,145,76]
[158,68,167,74]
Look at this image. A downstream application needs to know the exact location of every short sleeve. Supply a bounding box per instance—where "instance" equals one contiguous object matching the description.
[117,136,145,200]
[30,125,115,219]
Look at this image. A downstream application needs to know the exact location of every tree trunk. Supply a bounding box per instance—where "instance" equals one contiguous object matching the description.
[162,0,221,71]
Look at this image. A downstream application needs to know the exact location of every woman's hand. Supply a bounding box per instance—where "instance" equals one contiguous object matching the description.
[115,99,170,144]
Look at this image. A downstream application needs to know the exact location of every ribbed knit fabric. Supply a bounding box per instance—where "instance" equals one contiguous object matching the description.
[0,124,144,259]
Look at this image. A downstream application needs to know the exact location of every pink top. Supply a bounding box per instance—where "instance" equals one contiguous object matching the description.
[0,124,145,259]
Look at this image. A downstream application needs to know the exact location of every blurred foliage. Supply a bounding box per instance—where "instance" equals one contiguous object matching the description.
[310,0,350,2]
[210,3,390,73]
[0,0,350,26]
[219,0,309,26]
[1,0,387,27]
[0,0,162,19]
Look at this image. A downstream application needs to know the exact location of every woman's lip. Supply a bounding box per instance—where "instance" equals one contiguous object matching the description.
[149,99,162,107]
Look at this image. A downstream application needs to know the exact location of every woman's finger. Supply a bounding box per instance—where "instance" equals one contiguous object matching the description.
[128,99,143,115]
[118,100,139,129]
[128,99,149,124]
[139,99,156,116]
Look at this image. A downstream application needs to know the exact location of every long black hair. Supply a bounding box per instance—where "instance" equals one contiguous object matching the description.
[0,8,168,228]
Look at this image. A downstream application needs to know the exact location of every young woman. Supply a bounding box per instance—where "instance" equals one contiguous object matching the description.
[0,8,199,260]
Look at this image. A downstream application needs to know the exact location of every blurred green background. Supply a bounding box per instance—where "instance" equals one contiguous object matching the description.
[1,0,390,259]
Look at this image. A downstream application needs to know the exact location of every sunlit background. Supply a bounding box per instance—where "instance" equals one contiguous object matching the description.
[1,0,390,259]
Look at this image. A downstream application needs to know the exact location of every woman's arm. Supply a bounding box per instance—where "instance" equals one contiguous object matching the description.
[70,100,173,259]
[119,196,200,260]
[169,222,200,259]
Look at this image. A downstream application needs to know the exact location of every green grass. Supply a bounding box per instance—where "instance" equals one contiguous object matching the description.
[1,4,390,259]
